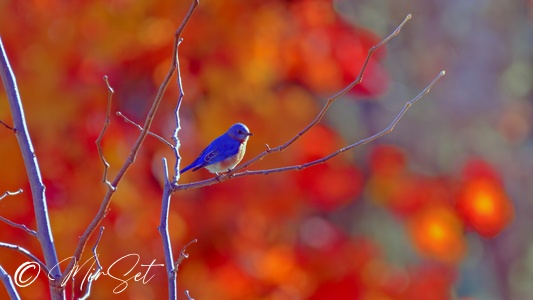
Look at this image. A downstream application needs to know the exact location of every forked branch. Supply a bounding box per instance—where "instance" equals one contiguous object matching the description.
[153,1,200,300]
[60,0,200,285]
[173,14,443,191]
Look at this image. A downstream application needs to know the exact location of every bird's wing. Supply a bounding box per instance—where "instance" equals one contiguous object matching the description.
[181,135,241,173]
[189,145,217,171]
[196,136,240,168]
[180,142,218,174]
[210,136,241,162]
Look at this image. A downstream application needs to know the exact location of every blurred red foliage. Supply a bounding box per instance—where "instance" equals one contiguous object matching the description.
[455,159,514,237]
[0,0,513,299]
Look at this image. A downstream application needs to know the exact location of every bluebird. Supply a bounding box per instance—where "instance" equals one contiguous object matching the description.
[180,123,253,174]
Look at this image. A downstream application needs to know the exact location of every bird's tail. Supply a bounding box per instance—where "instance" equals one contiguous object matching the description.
[179,164,193,174]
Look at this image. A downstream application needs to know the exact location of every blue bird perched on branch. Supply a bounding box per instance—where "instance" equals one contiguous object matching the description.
[180,123,253,174]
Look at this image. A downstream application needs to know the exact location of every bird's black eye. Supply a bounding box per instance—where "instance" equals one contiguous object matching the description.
[237,130,243,134]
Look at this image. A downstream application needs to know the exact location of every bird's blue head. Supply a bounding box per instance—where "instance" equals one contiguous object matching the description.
[227,123,252,142]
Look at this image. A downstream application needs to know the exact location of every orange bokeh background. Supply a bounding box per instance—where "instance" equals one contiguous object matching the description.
[0,0,530,299]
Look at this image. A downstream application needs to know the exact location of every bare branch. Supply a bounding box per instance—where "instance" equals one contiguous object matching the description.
[0,216,37,237]
[0,242,50,274]
[158,157,178,298]
[175,70,444,190]
[232,14,413,173]
[173,14,426,191]
[154,2,200,299]
[61,0,200,284]
[95,76,115,191]
[0,188,23,201]
[0,265,21,300]
[116,111,174,149]
[172,38,185,183]
[78,226,105,300]
[234,71,446,176]
[0,37,62,296]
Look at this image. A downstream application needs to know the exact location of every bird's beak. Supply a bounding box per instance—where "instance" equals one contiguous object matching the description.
[247,132,253,136]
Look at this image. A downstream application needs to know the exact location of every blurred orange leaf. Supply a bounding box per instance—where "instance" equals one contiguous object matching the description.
[408,205,466,263]
[456,178,513,237]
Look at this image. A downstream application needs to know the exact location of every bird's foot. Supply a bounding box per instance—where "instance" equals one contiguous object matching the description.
[214,172,222,182]
[225,168,236,178]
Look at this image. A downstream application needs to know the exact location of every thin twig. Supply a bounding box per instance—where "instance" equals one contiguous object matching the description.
[0,216,37,237]
[173,14,423,191]
[0,188,23,200]
[173,239,197,273]
[60,0,199,284]
[116,111,174,149]
[0,120,16,132]
[0,242,50,274]
[78,226,105,300]
[95,76,115,191]
[185,290,194,300]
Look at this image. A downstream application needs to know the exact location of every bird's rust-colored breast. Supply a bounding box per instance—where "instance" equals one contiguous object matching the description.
[205,141,247,173]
